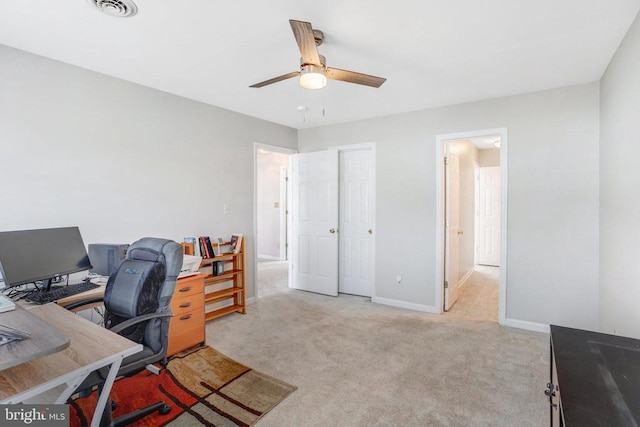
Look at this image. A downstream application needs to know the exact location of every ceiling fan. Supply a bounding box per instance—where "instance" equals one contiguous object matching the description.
[250,19,386,90]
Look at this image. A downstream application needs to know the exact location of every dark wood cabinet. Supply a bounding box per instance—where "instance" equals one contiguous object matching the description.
[549,325,640,426]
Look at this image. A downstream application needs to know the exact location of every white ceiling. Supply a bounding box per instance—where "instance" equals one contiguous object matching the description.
[1,1,638,129]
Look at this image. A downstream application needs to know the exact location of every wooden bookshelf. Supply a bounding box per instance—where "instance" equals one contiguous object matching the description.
[198,239,246,322]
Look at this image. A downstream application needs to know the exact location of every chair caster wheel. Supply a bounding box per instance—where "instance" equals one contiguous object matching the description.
[159,405,171,416]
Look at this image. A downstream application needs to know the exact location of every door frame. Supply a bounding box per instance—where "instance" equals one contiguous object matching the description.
[329,142,376,298]
[279,165,288,261]
[253,142,297,301]
[434,128,508,324]
[443,146,461,311]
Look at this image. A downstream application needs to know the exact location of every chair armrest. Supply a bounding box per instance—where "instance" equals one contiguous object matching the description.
[109,312,173,334]
[62,297,105,312]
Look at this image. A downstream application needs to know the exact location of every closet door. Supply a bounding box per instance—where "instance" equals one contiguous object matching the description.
[291,151,339,296]
[339,149,374,297]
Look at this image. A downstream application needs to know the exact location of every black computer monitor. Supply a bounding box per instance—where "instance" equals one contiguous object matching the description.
[0,226,92,291]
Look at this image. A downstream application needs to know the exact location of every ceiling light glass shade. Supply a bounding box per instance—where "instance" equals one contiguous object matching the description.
[299,64,327,89]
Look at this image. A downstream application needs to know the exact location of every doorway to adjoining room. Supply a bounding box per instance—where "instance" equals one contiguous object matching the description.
[437,130,505,323]
[255,144,294,297]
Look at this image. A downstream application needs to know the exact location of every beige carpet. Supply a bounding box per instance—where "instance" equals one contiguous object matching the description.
[208,260,549,426]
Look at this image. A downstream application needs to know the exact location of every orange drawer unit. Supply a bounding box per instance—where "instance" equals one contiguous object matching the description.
[167,274,205,356]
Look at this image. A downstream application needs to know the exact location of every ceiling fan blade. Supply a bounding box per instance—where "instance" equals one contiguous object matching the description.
[326,67,386,88]
[289,19,321,66]
[249,71,300,88]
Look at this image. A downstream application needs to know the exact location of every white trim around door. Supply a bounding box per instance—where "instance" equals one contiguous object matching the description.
[434,128,508,325]
[253,142,297,300]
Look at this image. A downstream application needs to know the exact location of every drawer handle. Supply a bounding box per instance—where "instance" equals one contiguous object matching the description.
[179,302,193,308]
[179,287,192,293]
[180,314,193,321]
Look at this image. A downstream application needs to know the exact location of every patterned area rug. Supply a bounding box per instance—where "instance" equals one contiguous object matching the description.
[70,346,296,426]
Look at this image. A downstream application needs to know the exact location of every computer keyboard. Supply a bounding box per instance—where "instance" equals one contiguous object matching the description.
[25,281,100,304]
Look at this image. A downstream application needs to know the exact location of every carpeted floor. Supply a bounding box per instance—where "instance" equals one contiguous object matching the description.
[208,260,549,426]
[69,346,296,427]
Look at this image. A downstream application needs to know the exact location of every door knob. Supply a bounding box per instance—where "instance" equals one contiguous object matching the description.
[329,228,336,234]
[368,229,373,235]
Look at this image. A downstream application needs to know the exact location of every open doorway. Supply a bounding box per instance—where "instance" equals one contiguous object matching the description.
[254,143,295,298]
[435,128,507,324]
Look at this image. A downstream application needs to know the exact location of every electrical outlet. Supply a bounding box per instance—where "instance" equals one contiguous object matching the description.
[223,204,230,215]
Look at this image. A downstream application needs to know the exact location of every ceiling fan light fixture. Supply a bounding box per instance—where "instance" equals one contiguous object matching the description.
[299,66,327,90]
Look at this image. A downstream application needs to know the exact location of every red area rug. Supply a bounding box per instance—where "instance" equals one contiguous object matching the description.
[69,346,296,426]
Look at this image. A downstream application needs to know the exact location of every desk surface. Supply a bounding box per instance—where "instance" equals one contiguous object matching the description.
[0,304,70,370]
[551,325,640,426]
[0,303,140,401]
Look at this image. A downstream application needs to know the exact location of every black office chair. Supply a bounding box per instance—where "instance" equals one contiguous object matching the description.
[67,237,183,427]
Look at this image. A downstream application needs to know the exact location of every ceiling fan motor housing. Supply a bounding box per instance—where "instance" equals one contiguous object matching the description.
[300,54,326,69]
[300,55,327,89]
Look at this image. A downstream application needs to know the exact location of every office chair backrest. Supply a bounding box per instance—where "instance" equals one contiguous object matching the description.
[104,237,183,354]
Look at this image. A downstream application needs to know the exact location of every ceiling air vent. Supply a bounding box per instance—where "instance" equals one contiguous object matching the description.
[88,0,138,17]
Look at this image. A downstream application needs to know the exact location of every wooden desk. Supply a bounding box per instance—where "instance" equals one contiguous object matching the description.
[0,304,70,370]
[0,303,141,427]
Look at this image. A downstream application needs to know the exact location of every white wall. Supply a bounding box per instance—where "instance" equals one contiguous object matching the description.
[257,150,289,259]
[299,83,600,329]
[0,45,297,298]
[599,12,640,338]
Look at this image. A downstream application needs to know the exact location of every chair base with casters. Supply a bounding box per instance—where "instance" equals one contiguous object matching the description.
[95,389,171,427]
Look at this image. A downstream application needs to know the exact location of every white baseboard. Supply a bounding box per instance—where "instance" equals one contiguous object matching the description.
[503,318,549,334]
[458,268,474,288]
[372,297,440,314]
[257,254,283,261]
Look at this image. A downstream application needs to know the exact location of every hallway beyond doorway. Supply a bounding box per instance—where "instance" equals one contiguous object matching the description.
[445,266,499,322]
[257,259,288,297]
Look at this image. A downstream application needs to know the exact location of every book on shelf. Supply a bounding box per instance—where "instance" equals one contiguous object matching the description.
[198,237,209,259]
[230,233,243,254]
[184,236,220,259]
[204,237,215,259]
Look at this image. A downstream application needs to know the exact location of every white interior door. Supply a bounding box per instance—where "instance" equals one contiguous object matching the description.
[291,151,339,296]
[477,166,501,266]
[444,150,461,310]
[339,149,374,297]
